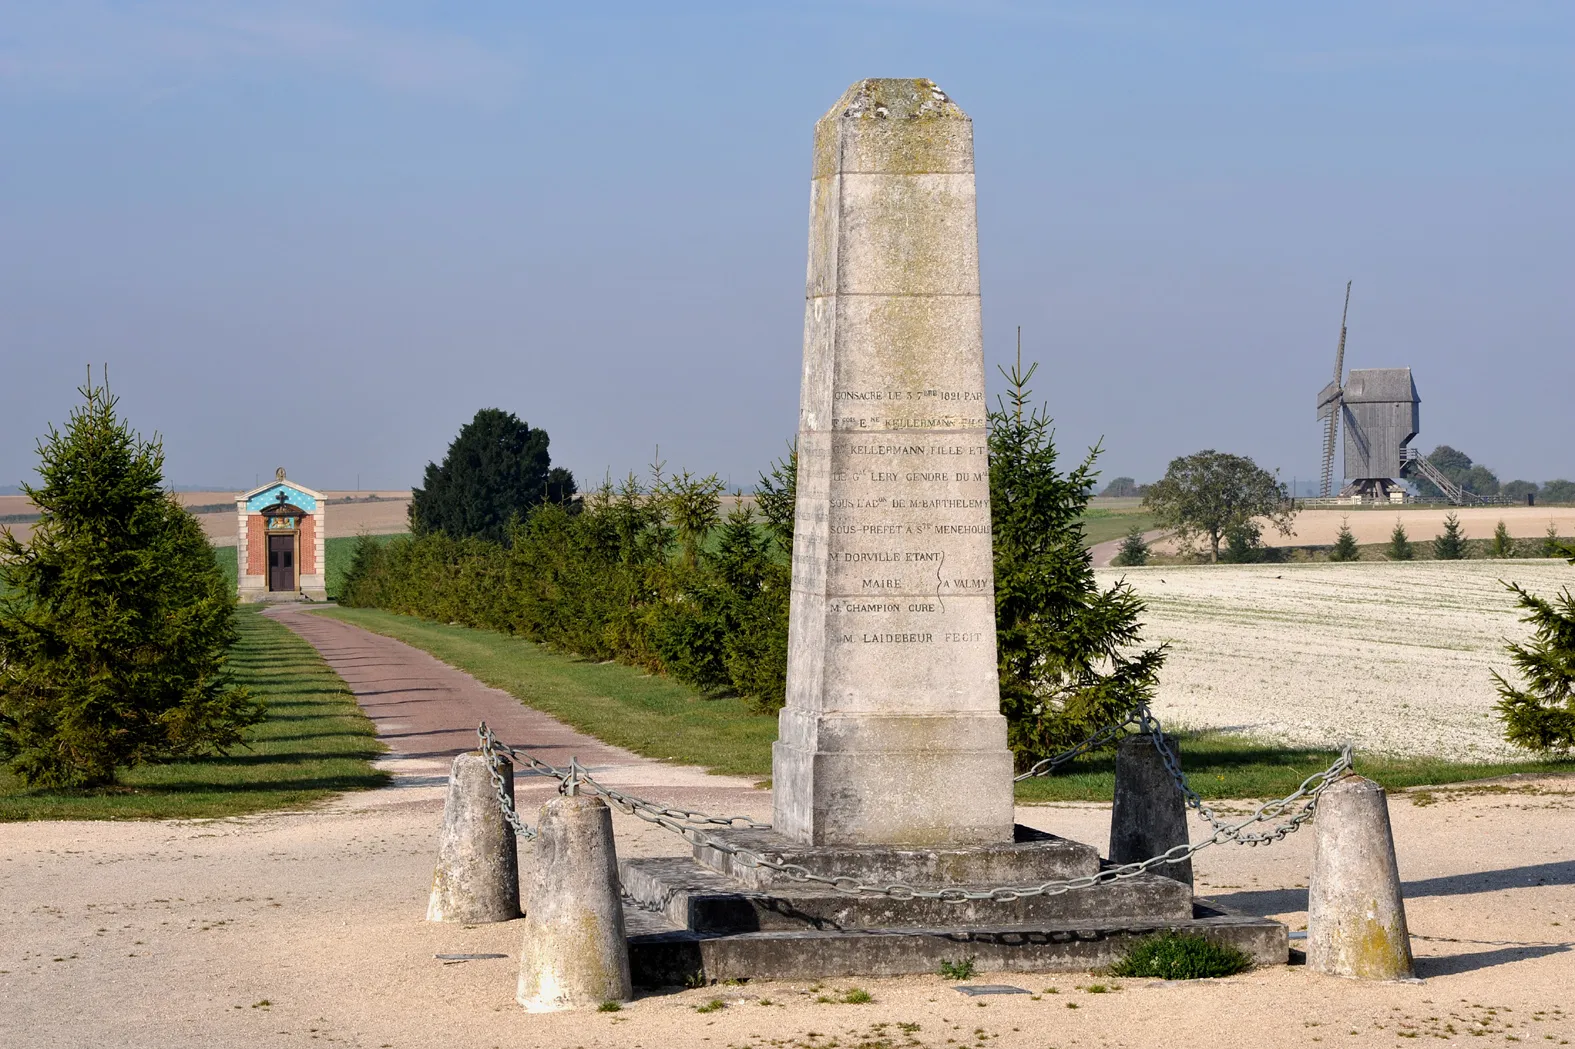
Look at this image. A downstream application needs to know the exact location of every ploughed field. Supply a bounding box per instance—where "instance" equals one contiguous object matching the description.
[1095,560,1572,762]
[0,490,410,545]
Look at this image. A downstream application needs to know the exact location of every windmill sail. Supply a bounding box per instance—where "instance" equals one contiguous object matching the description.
[1317,282,1352,497]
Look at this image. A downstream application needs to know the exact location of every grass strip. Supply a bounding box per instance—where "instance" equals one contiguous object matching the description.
[210,533,404,600]
[0,607,387,820]
[1078,510,1158,548]
[1012,733,1573,803]
[313,607,1573,800]
[315,606,778,779]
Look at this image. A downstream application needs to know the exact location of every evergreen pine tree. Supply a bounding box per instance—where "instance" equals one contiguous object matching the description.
[1330,518,1360,562]
[1434,512,1468,560]
[0,377,262,787]
[989,358,1165,767]
[1112,524,1150,567]
[408,408,575,543]
[1491,520,1515,558]
[1494,562,1575,752]
[1544,522,1566,559]
[1388,520,1415,561]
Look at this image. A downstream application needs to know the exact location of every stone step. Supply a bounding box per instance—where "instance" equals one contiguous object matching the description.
[621,855,1193,934]
[624,898,1288,985]
[691,824,1101,889]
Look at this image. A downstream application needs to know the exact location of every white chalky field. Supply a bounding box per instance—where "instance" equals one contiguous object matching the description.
[1095,560,1573,761]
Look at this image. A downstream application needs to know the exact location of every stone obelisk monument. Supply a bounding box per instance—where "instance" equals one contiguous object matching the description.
[773,79,1014,846]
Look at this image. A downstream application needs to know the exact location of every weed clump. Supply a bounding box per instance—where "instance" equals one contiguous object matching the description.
[938,957,977,980]
[1108,932,1252,979]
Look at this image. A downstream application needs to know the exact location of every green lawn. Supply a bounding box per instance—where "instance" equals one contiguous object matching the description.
[312,607,1571,800]
[1078,509,1158,548]
[211,533,404,599]
[316,606,778,778]
[0,607,387,820]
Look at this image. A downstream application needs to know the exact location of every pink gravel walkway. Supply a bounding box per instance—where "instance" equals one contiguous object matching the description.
[262,605,761,808]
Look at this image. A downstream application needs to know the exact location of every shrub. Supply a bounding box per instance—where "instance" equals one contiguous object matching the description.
[1329,518,1359,562]
[1108,932,1251,979]
[1219,520,1265,563]
[1490,520,1515,559]
[0,378,262,787]
[1111,525,1150,567]
[938,957,977,980]
[989,359,1165,768]
[1494,570,1575,753]
[342,460,794,713]
[1433,512,1467,560]
[1388,520,1414,561]
[1543,523,1567,559]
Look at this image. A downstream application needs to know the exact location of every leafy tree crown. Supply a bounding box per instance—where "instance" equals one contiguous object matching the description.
[409,408,575,543]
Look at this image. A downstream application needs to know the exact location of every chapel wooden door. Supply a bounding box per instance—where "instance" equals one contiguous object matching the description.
[268,534,295,592]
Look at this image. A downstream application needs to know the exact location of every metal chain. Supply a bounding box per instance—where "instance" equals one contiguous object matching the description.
[1012,699,1154,781]
[477,723,769,831]
[474,721,1353,902]
[478,725,536,841]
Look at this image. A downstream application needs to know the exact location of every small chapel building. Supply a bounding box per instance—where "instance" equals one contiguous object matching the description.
[235,469,328,602]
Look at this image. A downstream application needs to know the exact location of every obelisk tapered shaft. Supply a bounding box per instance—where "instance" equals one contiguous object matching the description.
[772,79,1014,846]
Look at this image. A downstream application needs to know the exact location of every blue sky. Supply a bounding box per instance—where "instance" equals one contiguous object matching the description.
[2,2,1571,493]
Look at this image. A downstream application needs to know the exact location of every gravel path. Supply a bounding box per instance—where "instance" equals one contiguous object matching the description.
[3,607,1572,1047]
[263,604,760,808]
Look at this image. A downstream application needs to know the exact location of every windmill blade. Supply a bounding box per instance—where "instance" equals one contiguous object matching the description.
[1319,399,1340,497]
[1332,280,1352,383]
[1318,281,1352,497]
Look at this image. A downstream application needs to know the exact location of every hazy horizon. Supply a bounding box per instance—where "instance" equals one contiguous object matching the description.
[3,3,1571,494]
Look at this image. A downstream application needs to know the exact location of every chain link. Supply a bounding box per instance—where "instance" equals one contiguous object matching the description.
[1012,700,1155,781]
[478,725,535,841]
[475,718,1353,901]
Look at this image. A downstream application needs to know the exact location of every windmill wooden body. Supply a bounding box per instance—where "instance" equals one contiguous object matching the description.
[1315,284,1455,503]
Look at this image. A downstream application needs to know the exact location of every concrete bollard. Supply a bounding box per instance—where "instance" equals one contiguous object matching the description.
[427,751,521,923]
[1109,734,1193,886]
[517,792,632,1011]
[1308,775,1414,980]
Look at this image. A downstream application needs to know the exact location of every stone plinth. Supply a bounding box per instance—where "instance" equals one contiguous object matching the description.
[691,825,1096,890]
[773,78,1014,847]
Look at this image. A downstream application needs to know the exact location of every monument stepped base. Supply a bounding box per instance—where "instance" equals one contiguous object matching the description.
[620,825,1287,984]
[624,900,1287,984]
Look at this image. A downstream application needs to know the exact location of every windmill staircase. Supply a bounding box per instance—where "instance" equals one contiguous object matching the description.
[1401,448,1469,505]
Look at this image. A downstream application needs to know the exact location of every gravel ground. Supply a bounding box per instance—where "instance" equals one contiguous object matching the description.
[3,610,1573,1048]
[3,773,1571,1049]
[1096,560,1573,761]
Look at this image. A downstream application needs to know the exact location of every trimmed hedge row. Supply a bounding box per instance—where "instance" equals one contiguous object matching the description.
[340,472,793,712]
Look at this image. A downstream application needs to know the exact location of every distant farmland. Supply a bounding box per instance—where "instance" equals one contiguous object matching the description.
[1097,560,1572,762]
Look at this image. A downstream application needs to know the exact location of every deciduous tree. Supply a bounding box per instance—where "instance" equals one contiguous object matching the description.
[1142,450,1296,563]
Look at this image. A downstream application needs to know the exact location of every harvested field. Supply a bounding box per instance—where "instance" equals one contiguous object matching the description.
[1151,506,1575,556]
[0,490,410,545]
[1096,560,1574,762]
